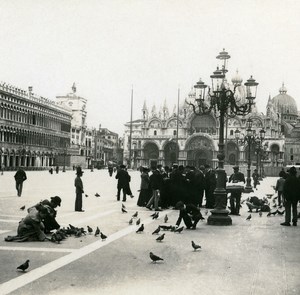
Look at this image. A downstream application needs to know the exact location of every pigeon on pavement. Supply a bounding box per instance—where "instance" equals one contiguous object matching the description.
[95,193,100,197]
[100,232,107,241]
[17,260,30,272]
[122,207,127,213]
[95,226,100,236]
[20,205,25,210]
[87,226,93,234]
[277,210,285,215]
[156,233,165,242]
[164,214,168,223]
[136,224,144,233]
[85,194,89,198]
[149,252,163,263]
[174,226,184,233]
[128,218,133,225]
[132,211,138,218]
[136,218,141,225]
[152,212,159,220]
[259,211,262,217]
[191,241,201,251]
[152,226,161,235]
[246,214,252,220]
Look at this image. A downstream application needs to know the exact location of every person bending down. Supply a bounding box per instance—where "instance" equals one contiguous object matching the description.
[175,201,203,229]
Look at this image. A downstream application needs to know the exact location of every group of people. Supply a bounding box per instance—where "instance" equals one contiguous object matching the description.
[135,163,217,211]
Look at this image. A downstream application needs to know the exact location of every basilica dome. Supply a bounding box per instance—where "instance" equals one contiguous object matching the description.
[272,84,298,117]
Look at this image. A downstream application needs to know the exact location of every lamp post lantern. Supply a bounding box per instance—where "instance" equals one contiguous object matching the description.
[186,49,258,225]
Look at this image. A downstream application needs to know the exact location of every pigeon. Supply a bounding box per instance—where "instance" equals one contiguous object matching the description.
[122,203,126,209]
[17,260,30,272]
[85,194,89,198]
[259,211,262,217]
[100,232,107,241]
[136,224,144,233]
[152,212,159,220]
[152,226,161,235]
[87,226,93,234]
[270,211,277,216]
[150,212,157,217]
[122,207,127,213]
[191,241,201,251]
[95,193,100,197]
[277,210,285,215]
[174,226,184,233]
[170,226,177,232]
[267,212,272,217]
[149,252,163,263]
[156,233,165,242]
[20,205,25,210]
[95,226,100,236]
[164,214,168,223]
[128,218,133,225]
[136,218,141,225]
[246,214,252,220]
[132,211,138,218]
[159,225,172,231]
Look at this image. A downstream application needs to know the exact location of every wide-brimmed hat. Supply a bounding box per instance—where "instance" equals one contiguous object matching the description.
[76,167,84,175]
[233,165,239,170]
[51,196,61,207]
[120,164,126,169]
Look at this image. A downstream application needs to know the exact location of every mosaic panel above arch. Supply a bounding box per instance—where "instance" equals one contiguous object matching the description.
[166,119,182,128]
[186,135,214,151]
[148,119,162,128]
[190,114,216,133]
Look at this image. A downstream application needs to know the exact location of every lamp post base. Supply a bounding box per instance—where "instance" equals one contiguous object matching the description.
[244,185,254,193]
[207,209,232,225]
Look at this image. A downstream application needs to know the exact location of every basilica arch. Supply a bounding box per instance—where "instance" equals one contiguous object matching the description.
[163,141,178,167]
[225,141,239,165]
[143,142,159,168]
[185,135,214,167]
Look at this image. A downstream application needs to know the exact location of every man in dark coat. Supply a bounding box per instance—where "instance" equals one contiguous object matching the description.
[115,164,130,202]
[175,201,204,229]
[194,166,205,207]
[204,164,216,209]
[14,167,27,197]
[281,166,300,226]
[146,166,163,211]
[228,166,245,215]
[74,167,84,212]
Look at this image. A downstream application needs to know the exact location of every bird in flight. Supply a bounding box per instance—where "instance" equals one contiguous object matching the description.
[17,260,30,272]
[149,252,163,263]
[191,241,201,251]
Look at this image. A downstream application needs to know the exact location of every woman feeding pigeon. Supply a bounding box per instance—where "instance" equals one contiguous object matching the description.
[5,205,50,242]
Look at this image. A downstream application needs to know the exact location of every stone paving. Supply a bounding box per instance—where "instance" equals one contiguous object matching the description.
[0,169,299,295]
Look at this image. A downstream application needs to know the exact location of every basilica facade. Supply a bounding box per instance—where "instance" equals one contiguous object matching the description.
[123,78,299,175]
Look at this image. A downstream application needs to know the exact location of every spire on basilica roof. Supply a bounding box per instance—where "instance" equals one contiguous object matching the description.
[72,82,76,93]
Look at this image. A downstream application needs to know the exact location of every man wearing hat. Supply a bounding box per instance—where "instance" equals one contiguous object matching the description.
[252,168,259,189]
[29,196,62,233]
[74,167,85,212]
[228,166,245,215]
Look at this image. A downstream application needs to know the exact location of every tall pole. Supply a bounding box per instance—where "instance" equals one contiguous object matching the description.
[128,86,133,168]
[244,141,253,192]
[176,87,180,163]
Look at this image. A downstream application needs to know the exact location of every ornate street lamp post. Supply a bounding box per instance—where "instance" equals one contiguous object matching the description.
[186,49,259,225]
[235,119,265,192]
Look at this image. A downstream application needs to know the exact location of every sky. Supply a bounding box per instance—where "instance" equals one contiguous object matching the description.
[0,0,299,135]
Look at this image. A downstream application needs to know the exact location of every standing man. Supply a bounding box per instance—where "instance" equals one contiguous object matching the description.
[252,169,259,189]
[228,166,245,215]
[74,167,84,212]
[204,164,216,209]
[14,166,27,197]
[115,164,130,202]
[146,166,163,211]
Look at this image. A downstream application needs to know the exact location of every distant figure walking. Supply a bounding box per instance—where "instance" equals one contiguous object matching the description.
[14,167,27,197]
[74,167,85,212]
[56,166,59,174]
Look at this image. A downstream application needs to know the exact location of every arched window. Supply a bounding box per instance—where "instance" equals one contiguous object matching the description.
[173,130,177,136]
[230,130,234,136]
[154,130,157,136]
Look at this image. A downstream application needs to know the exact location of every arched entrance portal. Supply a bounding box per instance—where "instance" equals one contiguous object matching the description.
[226,141,239,165]
[143,142,159,168]
[186,135,214,168]
[164,142,178,167]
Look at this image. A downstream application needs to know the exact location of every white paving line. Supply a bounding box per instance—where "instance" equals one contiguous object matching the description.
[0,214,24,218]
[0,246,74,253]
[0,210,172,295]
[0,219,19,223]
[0,230,11,234]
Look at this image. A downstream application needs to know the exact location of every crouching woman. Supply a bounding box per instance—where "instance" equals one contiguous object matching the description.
[5,206,50,242]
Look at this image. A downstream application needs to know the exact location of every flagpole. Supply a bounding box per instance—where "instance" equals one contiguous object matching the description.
[128,86,133,168]
[176,87,180,163]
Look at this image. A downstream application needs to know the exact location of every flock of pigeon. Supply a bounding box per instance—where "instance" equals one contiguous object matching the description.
[16,202,202,271]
